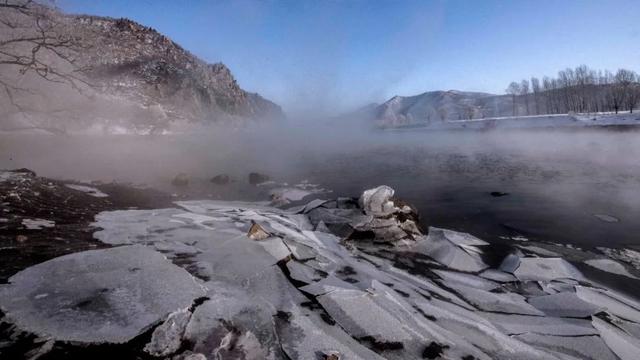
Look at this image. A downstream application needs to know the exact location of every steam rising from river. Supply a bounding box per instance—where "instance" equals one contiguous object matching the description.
[2,123,640,246]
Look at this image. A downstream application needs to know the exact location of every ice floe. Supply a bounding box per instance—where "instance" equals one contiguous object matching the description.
[0,245,205,343]
[3,185,640,359]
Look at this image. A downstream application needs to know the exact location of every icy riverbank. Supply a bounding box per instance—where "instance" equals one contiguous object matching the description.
[387,112,640,131]
[2,171,640,359]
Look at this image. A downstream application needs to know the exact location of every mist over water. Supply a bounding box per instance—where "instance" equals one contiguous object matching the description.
[2,124,640,248]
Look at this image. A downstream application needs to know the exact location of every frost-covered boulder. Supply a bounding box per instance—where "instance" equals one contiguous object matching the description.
[0,245,205,344]
[354,185,423,244]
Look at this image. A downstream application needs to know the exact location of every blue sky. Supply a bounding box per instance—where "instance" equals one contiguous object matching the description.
[60,0,640,115]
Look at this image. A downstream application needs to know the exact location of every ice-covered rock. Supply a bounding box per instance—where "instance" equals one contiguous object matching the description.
[0,245,205,343]
[360,185,397,217]
[352,186,423,244]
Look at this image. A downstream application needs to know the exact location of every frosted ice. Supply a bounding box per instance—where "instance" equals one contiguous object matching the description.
[513,258,584,281]
[585,258,639,280]
[413,227,489,272]
[0,245,205,343]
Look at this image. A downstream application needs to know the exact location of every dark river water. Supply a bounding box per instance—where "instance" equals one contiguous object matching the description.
[2,127,640,250]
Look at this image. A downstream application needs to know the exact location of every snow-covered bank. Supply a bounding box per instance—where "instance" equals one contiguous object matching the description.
[2,179,640,359]
[387,112,640,131]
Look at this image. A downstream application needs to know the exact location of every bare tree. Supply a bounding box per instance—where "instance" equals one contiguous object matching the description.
[615,69,639,113]
[506,81,520,116]
[0,0,91,130]
[531,77,541,115]
[520,79,530,115]
[507,66,639,116]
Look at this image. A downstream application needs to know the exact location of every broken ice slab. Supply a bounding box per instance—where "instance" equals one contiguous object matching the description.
[478,269,517,283]
[445,283,545,315]
[144,308,192,357]
[184,284,283,359]
[575,286,640,323]
[499,253,522,273]
[432,269,500,291]
[527,292,602,318]
[512,257,584,282]
[412,227,490,272]
[276,306,385,360]
[597,247,640,270]
[518,245,562,257]
[514,333,618,360]
[317,288,413,342]
[0,245,205,343]
[584,258,639,280]
[592,214,620,223]
[592,317,640,360]
[65,184,109,198]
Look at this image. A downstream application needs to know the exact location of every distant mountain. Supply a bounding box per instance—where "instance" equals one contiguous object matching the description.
[0,7,283,134]
[372,90,513,128]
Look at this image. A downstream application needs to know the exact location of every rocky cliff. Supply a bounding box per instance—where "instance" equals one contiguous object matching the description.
[0,5,283,134]
[73,16,283,123]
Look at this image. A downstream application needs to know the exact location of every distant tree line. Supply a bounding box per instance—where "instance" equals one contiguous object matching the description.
[506,65,640,116]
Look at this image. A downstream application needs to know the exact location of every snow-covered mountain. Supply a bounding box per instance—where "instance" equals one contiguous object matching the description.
[373,90,514,127]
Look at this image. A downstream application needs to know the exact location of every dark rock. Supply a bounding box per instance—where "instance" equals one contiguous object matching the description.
[210,174,230,185]
[422,341,449,359]
[247,222,270,240]
[171,173,189,187]
[248,172,270,185]
[490,191,509,197]
[323,352,341,360]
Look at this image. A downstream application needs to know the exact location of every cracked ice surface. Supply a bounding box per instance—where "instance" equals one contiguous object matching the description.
[89,197,640,359]
[0,245,205,343]
[4,188,640,359]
